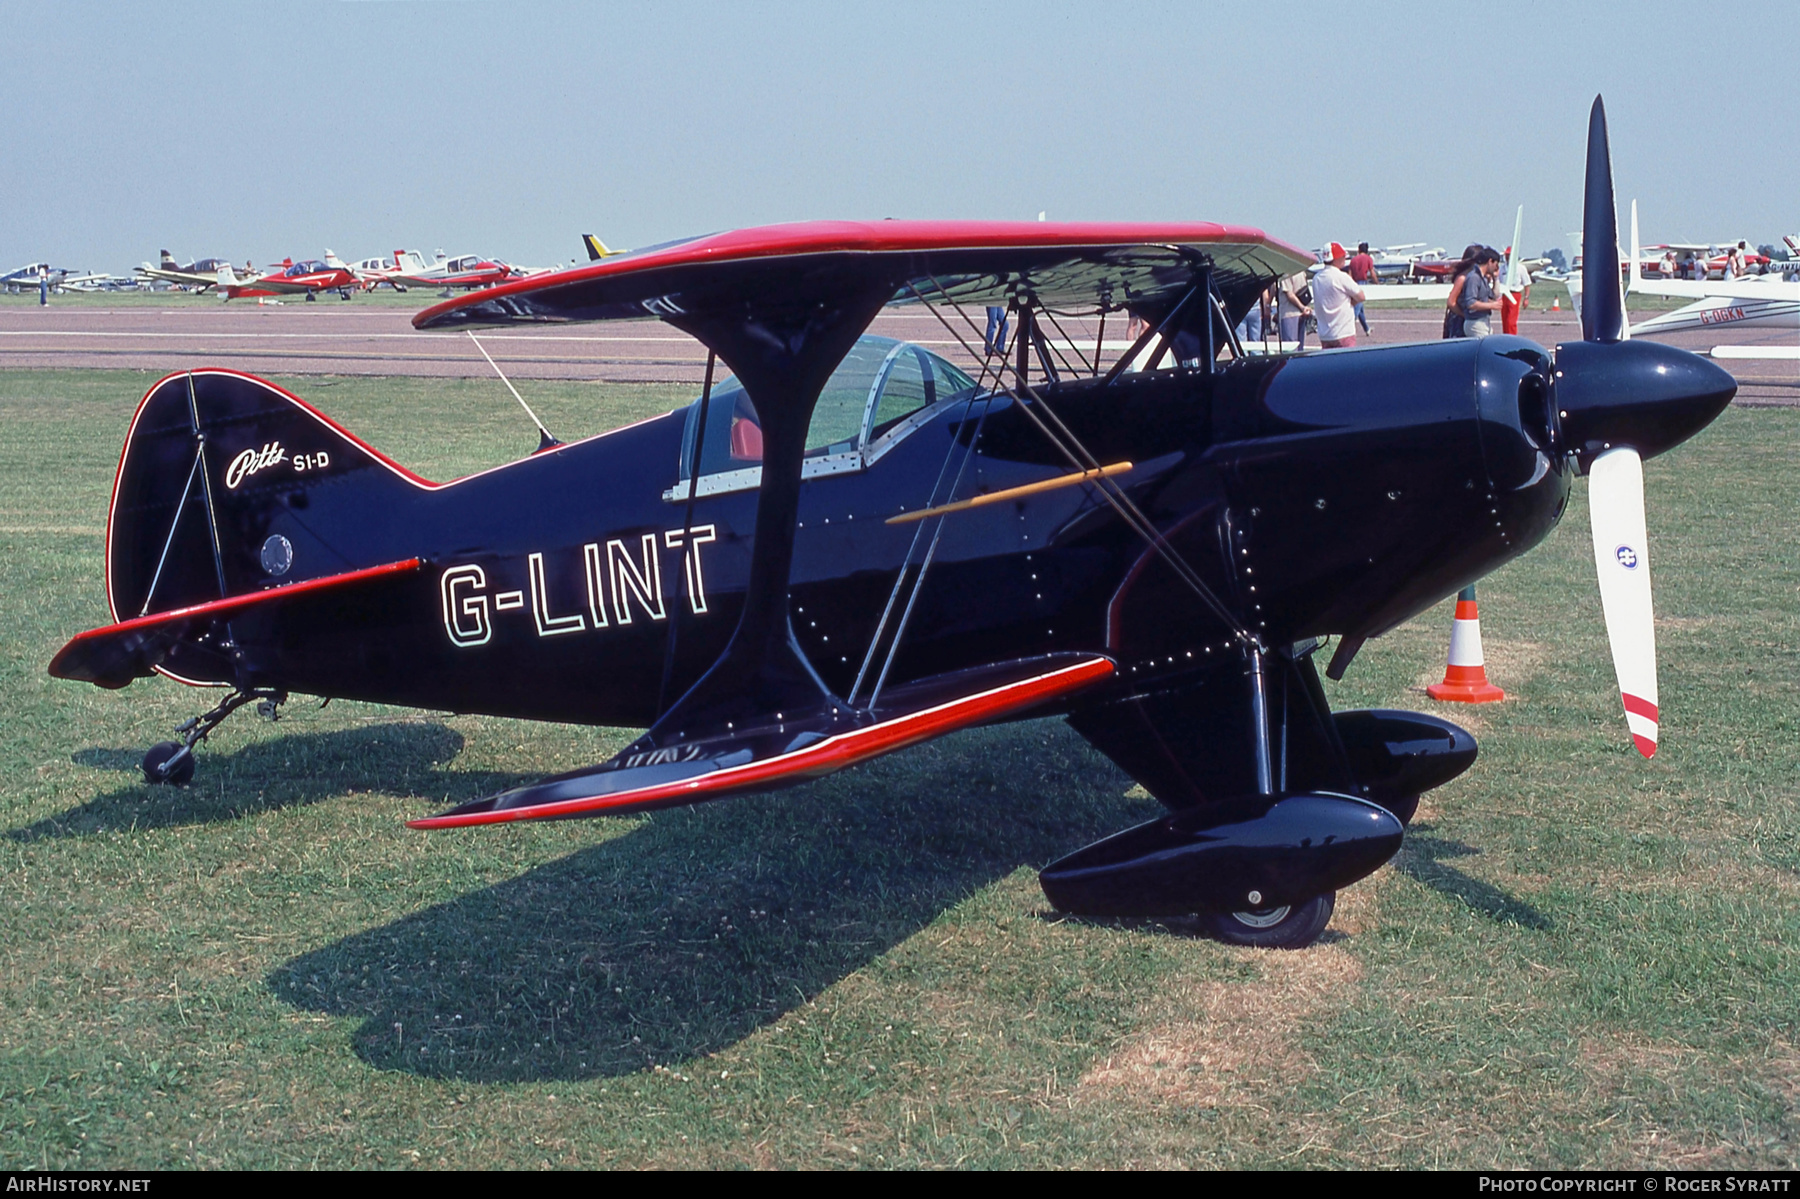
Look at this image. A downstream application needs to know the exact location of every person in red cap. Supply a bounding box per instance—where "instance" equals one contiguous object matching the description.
[1311,243,1366,348]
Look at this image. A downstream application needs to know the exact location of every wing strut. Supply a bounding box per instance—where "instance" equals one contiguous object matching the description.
[623,280,894,752]
[657,349,716,716]
[846,318,1018,709]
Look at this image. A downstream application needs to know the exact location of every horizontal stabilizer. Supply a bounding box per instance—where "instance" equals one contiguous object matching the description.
[49,558,422,688]
[411,653,1114,828]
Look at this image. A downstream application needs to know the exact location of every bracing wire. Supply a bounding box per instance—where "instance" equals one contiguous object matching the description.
[467,331,559,447]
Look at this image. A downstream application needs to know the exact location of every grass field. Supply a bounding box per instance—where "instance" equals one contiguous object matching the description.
[0,368,1794,1169]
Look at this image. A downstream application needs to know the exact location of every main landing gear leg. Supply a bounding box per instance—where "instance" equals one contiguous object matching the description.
[142,688,286,785]
[1200,645,1338,949]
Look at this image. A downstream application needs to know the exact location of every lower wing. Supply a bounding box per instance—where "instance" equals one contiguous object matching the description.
[411,653,1113,828]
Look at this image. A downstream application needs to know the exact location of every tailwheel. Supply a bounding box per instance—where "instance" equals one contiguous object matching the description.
[142,741,195,786]
[141,687,286,788]
[1199,892,1335,949]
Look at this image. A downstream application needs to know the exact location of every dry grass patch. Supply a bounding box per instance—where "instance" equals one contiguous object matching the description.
[1076,944,1364,1109]
[1407,637,1551,719]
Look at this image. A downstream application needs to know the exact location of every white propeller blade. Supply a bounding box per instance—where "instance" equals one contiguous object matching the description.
[1588,447,1659,757]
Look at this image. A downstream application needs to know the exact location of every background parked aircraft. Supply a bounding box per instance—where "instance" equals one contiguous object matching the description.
[218,253,359,301]
[135,251,237,291]
[357,249,523,295]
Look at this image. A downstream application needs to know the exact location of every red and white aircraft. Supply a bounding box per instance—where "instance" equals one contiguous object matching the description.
[217,254,359,301]
[353,249,525,295]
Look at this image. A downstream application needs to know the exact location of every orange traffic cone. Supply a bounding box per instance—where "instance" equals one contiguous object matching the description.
[1427,586,1506,703]
[1551,295,1560,311]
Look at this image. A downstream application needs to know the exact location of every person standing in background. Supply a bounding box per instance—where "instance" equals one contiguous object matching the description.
[37,264,48,307]
[1459,248,1504,338]
[1347,241,1376,334]
[1311,243,1366,348]
[1500,247,1532,336]
[1278,270,1312,349]
[984,305,1009,358]
[1443,244,1483,339]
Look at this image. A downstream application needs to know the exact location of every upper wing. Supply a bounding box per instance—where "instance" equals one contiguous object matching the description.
[411,653,1113,828]
[414,219,1314,333]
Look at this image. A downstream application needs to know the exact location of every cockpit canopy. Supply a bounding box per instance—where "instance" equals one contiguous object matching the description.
[677,335,977,484]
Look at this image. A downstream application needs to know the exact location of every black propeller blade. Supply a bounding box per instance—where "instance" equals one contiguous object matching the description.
[1580,95,1626,343]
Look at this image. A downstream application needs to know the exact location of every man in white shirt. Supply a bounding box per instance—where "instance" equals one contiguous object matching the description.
[1311,243,1365,348]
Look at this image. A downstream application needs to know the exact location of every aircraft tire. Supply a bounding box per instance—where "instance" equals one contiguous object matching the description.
[142,741,195,787]
[1199,892,1334,949]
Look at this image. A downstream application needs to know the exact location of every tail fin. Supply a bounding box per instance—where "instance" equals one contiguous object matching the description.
[1505,205,1525,292]
[582,233,614,261]
[107,371,428,627]
[216,263,239,295]
[160,250,176,267]
[324,249,346,270]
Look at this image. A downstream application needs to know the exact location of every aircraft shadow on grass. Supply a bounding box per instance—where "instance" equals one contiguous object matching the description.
[1396,824,1553,931]
[268,722,1150,1084]
[14,722,518,842]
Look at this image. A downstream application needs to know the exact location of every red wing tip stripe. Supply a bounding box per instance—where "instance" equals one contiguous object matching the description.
[1632,734,1658,758]
[1621,693,1659,722]
[72,558,423,643]
[409,656,1115,830]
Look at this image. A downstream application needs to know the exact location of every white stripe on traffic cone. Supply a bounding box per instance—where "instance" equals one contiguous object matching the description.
[1427,586,1506,703]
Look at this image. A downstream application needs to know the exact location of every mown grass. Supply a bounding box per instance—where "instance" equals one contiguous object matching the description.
[0,368,1794,1168]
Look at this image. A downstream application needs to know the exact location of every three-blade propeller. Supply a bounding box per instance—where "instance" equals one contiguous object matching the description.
[1577,96,1658,758]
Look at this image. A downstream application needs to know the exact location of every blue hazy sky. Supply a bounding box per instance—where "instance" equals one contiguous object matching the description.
[6,1,1797,272]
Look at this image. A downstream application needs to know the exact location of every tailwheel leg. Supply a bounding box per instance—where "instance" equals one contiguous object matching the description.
[142,688,286,786]
[1199,892,1335,950]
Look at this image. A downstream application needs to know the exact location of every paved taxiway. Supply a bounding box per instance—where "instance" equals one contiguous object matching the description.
[0,302,1792,403]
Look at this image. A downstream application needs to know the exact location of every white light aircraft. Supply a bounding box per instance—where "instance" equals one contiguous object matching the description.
[1619,203,1799,351]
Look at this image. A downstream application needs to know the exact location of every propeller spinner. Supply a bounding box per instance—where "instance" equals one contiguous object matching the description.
[1555,96,1735,757]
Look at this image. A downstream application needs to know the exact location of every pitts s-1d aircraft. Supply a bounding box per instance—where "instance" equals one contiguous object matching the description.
[50,100,1735,948]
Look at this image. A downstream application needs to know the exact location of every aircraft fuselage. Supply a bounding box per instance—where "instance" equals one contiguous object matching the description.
[107,336,1577,729]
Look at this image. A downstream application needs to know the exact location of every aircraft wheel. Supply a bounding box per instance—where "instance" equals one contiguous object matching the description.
[305,292,317,302]
[1199,892,1334,949]
[142,742,195,787]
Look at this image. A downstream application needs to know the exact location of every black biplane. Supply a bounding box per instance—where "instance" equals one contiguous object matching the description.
[50,100,1734,948]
